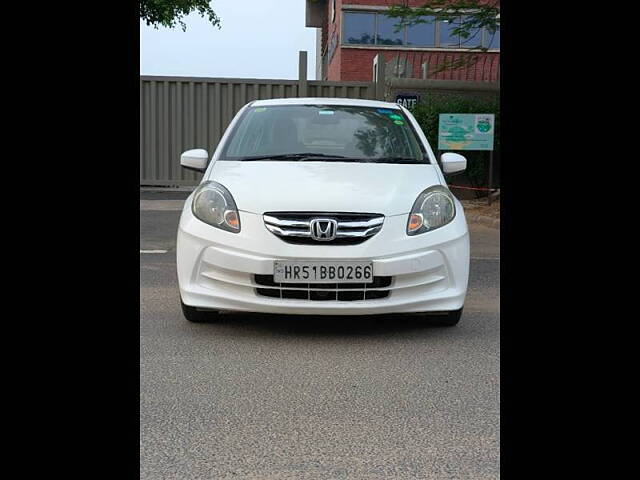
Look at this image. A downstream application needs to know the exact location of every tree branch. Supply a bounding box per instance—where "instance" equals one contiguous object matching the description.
[140,0,221,31]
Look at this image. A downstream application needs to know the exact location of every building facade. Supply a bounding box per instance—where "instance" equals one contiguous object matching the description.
[306,0,500,82]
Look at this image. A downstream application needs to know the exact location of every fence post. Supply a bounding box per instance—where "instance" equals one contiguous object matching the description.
[488,150,494,206]
[421,62,429,79]
[373,53,386,101]
[298,51,308,98]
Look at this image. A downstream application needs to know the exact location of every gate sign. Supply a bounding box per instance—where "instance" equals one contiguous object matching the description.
[396,94,419,109]
[438,113,495,151]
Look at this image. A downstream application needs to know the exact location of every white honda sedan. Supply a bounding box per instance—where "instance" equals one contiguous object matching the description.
[176,98,470,326]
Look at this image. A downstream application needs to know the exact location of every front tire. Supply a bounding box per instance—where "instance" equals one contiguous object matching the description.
[181,300,219,323]
[428,308,463,327]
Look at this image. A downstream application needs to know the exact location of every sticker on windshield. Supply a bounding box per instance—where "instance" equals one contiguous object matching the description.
[318,110,335,115]
[390,114,403,121]
[254,107,267,112]
[394,120,405,125]
[377,109,393,114]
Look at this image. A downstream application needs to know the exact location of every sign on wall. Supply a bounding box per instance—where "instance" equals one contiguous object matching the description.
[396,93,420,109]
[438,113,495,151]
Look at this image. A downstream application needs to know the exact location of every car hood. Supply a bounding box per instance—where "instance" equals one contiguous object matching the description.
[208,161,443,216]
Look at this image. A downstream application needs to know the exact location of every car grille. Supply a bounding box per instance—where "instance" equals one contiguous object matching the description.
[254,274,392,301]
[263,212,384,245]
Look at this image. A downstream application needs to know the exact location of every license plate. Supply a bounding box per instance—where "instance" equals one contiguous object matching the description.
[273,261,373,284]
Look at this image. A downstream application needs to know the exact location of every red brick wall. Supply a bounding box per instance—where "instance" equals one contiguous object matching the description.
[345,0,496,5]
[344,0,426,6]
[325,0,343,81]
[340,48,499,82]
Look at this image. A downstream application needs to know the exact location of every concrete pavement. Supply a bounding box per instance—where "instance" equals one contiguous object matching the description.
[140,203,500,479]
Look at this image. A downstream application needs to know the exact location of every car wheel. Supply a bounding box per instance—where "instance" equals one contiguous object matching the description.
[181,299,219,323]
[429,307,463,327]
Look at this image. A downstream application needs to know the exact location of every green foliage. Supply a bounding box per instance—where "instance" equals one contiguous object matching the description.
[411,94,500,193]
[140,0,221,31]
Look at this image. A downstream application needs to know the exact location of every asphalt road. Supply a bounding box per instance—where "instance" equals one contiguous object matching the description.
[140,202,500,479]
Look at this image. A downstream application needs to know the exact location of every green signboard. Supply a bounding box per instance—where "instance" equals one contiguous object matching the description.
[438,114,495,151]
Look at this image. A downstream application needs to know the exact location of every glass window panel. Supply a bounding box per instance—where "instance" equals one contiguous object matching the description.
[460,15,483,48]
[406,16,436,47]
[343,12,375,45]
[487,25,500,49]
[439,16,461,47]
[376,14,404,46]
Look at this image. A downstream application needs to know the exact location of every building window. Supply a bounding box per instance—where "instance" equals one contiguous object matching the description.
[461,16,484,48]
[439,17,462,48]
[343,11,500,51]
[406,17,436,47]
[344,12,375,45]
[485,25,500,49]
[376,14,405,46]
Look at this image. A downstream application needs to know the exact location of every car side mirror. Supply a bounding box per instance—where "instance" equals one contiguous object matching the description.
[441,152,467,174]
[180,149,209,172]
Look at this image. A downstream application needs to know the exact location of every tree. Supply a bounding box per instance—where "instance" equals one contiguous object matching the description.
[140,0,221,31]
[386,1,500,74]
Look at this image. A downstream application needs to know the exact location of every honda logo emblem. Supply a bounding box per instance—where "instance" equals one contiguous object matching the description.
[310,218,338,241]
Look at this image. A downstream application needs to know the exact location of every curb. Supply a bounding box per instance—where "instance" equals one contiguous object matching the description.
[467,214,500,230]
[140,186,195,192]
[140,200,186,211]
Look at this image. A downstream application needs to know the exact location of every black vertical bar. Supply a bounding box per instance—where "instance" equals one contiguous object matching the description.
[488,150,494,205]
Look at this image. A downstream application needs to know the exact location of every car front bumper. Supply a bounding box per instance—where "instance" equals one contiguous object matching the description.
[177,200,470,315]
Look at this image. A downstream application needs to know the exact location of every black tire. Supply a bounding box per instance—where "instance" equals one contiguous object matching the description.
[428,307,463,327]
[181,300,219,323]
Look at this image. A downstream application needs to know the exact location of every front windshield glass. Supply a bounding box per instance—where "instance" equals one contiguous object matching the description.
[220,105,428,163]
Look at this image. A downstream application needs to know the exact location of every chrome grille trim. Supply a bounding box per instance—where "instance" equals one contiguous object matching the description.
[337,218,384,228]
[263,215,309,228]
[263,212,385,245]
[264,225,313,238]
[336,226,381,238]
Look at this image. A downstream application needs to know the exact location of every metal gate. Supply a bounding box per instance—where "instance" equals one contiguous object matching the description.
[140,52,374,186]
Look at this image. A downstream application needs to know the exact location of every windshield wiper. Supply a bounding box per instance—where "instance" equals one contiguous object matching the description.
[234,154,425,164]
[237,153,347,161]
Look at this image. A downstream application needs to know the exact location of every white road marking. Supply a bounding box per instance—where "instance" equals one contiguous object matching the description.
[140,250,168,254]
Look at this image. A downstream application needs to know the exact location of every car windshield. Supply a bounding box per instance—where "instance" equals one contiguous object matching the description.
[220,105,428,164]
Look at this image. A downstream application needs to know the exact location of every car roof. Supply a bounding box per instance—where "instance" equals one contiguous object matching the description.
[250,97,402,109]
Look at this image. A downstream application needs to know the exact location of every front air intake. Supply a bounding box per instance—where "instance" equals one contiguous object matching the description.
[254,274,392,301]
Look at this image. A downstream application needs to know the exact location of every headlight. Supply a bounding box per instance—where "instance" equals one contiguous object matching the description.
[407,186,455,235]
[192,181,240,233]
